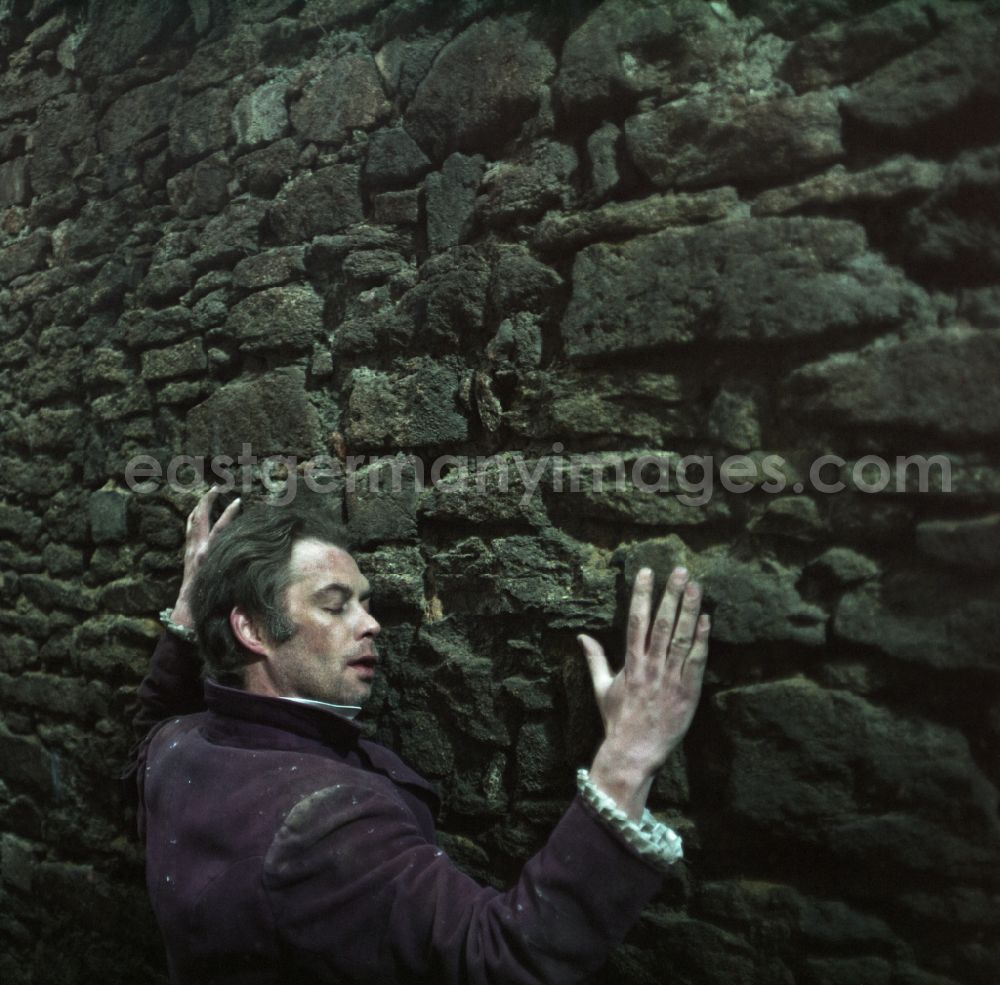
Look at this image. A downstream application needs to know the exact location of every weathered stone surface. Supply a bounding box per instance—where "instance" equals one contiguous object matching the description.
[372,188,420,225]
[752,157,945,216]
[834,571,1000,671]
[139,338,207,381]
[290,52,390,145]
[620,537,826,645]
[729,0,896,38]
[406,18,555,160]
[707,387,763,450]
[477,141,577,227]
[136,258,195,305]
[345,458,420,547]
[97,78,177,159]
[169,87,231,164]
[626,89,843,190]
[715,678,1000,877]
[788,328,1000,436]
[267,164,363,243]
[351,544,424,609]
[185,366,322,457]
[0,232,51,282]
[433,529,615,629]
[807,547,880,586]
[74,0,187,78]
[420,454,549,528]
[346,358,469,449]
[0,725,51,799]
[844,13,1000,137]
[232,246,306,289]
[916,514,1000,570]
[191,198,268,269]
[533,187,741,252]
[425,152,484,252]
[554,0,737,118]
[902,145,1000,279]
[780,0,941,91]
[88,488,129,544]
[563,218,924,358]
[232,77,289,151]
[235,136,300,196]
[364,126,431,189]
[167,154,233,219]
[506,372,695,445]
[0,158,29,207]
[586,122,622,199]
[224,284,324,354]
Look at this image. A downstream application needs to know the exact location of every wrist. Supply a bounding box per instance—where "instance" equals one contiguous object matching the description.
[589,742,655,820]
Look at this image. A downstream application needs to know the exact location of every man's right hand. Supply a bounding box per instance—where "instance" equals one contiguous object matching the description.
[579,566,710,819]
[170,487,241,629]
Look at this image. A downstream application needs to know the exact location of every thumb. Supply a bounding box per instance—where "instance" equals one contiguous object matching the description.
[578,634,613,695]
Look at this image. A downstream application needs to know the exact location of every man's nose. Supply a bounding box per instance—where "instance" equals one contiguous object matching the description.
[359,609,380,638]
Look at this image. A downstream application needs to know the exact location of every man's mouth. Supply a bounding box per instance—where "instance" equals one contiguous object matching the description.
[348,654,378,676]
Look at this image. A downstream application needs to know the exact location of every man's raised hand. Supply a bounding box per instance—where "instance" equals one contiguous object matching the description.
[580,566,710,819]
[171,487,242,629]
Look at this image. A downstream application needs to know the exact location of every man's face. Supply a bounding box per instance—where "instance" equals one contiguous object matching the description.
[258,538,381,706]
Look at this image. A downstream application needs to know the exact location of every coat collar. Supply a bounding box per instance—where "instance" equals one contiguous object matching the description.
[203,678,363,752]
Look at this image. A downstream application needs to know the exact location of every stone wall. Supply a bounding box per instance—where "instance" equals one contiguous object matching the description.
[1,1,999,983]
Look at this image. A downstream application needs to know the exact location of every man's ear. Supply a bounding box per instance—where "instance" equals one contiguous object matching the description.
[230,606,272,658]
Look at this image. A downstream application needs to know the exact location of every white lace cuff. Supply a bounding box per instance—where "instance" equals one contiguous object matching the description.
[576,768,684,870]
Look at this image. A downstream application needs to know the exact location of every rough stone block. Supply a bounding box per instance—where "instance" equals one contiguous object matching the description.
[554,0,734,118]
[902,145,1000,279]
[425,153,484,252]
[406,17,555,160]
[365,126,432,189]
[844,13,1000,137]
[714,677,1000,878]
[787,328,1000,437]
[625,89,844,190]
[168,87,232,164]
[185,365,322,458]
[351,544,425,609]
[780,1,939,91]
[477,141,577,226]
[0,232,51,282]
[89,488,130,543]
[267,164,363,243]
[291,51,390,145]
[225,283,324,354]
[166,153,232,219]
[232,77,289,151]
[140,339,206,382]
[834,571,1000,671]
[346,463,420,547]
[563,218,924,358]
[346,358,469,449]
[97,77,177,159]
[0,725,51,799]
[372,188,421,225]
[0,158,30,207]
[915,514,1000,570]
[232,246,306,289]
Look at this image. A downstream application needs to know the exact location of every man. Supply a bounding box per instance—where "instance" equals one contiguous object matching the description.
[133,487,710,984]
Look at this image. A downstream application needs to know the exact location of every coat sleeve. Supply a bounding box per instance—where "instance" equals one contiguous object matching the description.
[262,776,665,985]
[132,632,205,742]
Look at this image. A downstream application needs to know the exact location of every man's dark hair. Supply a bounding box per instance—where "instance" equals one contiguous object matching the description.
[191,502,352,683]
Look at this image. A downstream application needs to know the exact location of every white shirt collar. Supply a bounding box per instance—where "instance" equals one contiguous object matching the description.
[279,695,362,721]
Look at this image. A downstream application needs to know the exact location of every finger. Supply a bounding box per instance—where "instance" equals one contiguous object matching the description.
[188,486,220,535]
[578,634,613,697]
[681,613,710,689]
[648,566,688,657]
[210,496,242,538]
[626,567,654,673]
[665,581,701,674]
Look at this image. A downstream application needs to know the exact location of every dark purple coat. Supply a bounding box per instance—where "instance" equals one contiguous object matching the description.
[134,635,665,984]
